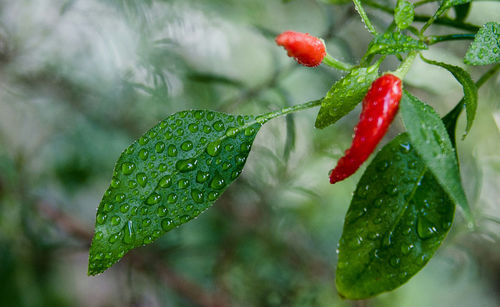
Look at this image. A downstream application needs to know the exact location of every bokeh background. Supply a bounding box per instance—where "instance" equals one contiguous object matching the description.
[0,0,499,306]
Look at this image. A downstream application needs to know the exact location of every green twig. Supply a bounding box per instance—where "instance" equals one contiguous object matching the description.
[322,54,354,71]
[257,99,323,123]
[392,51,418,79]
[426,33,476,45]
[352,0,378,35]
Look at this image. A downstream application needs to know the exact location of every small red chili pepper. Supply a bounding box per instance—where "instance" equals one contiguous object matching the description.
[275,31,326,67]
[330,74,402,184]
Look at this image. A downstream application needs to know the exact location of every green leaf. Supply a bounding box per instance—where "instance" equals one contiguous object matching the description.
[464,22,500,66]
[336,134,455,299]
[315,64,379,129]
[367,32,427,56]
[400,92,472,221]
[395,0,414,30]
[453,2,470,22]
[420,56,478,136]
[88,110,263,275]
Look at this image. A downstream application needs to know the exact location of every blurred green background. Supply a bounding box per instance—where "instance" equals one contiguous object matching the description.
[0,0,499,306]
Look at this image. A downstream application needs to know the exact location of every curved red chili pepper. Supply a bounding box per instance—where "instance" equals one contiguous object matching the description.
[275,31,326,67]
[330,74,402,184]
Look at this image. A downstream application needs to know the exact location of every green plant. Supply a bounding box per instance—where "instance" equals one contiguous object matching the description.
[87,0,500,300]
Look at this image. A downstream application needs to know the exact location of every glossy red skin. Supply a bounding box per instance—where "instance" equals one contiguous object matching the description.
[330,74,402,184]
[275,31,326,67]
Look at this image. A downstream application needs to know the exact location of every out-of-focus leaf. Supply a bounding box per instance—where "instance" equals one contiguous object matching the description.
[400,92,472,221]
[420,56,478,137]
[315,64,379,129]
[367,32,427,56]
[395,0,414,30]
[88,110,263,275]
[336,134,455,299]
[464,22,500,66]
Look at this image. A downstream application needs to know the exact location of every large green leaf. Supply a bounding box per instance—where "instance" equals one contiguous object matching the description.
[395,0,414,30]
[315,64,379,129]
[464,22,500,66]
[88,110,263,275]
[367,32,427,56]
[400,92,471,221]
[336,134,455,299]
[420,56,478,137]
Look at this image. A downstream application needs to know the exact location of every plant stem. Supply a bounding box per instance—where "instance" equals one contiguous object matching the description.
[426,33,476,45]
[323,54,354,71]
[257,99,323,122]
[352,0,378,35]
[393,51,418,79]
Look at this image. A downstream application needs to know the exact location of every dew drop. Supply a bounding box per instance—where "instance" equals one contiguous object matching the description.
[417,216,438,239]
[103,203,114,212]
[210,174,225,190]
[196,171,210,183]
[159,175,173,188]
[155,142,165,153]
[120,204,130,213]
[123,220,135,244]
[161,218,174,231]
[203,125,212,133]
[146,193,161,205]
[139,149,149,161]
[136,173,148,187]
[206,141,222,157]
[115,193,125,202]
[178,179,189,189]
[94,231,104,240]
[158,163,168,172]
[213,120,225,131]
[188,123,199,133]
[167,145,178,157]
[401,243,414,255]
[389,256,401,267]
[167,194,178,204]
[225,127,238,137]
[139,136,149,145]
[191,189,204,203]
[176,158,198,172]
[208,191,220,201]
[194,110,204,119]
[128,180,137,188]
[181,141,193,151]
[121,162,136,175]
[108,233,120,243]
[157,206,168,217]
[142,218,152,227]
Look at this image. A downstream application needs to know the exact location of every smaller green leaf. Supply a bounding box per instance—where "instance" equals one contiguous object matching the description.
[464,22,500,66]
[315,64,379,129]
[88,110,264,275]
[400,92,472,222]
[395,0,414,30]
[453,2,470,22]
[336,134,455,299]
[367,32,427,56]
[420,56,478,136]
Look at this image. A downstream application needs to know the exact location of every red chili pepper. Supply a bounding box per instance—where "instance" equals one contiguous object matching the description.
[275,31,326,67]
[330,74,402,184]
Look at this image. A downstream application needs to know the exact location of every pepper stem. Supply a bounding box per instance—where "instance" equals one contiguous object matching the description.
[322,53,354,71]
[392,51,418,80]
